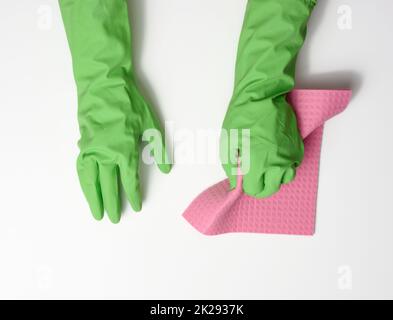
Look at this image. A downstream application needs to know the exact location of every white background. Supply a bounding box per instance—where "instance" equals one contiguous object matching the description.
[0,0,392,300]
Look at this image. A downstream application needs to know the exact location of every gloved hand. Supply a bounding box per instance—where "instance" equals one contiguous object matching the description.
[221,0,317,198]
[59,0,171,223]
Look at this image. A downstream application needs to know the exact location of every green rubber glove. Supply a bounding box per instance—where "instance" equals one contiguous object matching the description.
[221,0,317,198]
[59,0,171,223]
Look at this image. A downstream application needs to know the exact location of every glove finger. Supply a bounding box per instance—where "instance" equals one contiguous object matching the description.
[282,167,296,184]
[77,158,104,221]
[243,171,264,197]
[255,167,284,198]
[142,108,172,174]
[119,160,142,212]
[156,141,172,174]
[99,163,121,224]
[149,128,171,174]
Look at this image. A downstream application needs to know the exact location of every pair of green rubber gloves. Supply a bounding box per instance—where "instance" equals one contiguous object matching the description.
[59,0,316,223]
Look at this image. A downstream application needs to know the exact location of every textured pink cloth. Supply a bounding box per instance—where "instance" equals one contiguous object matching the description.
[183,89,352,236]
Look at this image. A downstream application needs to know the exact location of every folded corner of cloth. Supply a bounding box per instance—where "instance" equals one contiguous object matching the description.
[183,89,352,237]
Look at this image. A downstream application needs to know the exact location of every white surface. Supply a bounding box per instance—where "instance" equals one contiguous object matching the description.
[0,0,392,300]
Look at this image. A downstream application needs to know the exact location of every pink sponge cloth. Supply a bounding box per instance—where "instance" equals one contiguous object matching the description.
[183,89,352,236]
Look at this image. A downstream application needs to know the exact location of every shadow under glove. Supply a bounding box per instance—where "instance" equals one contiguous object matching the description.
[59,0,171,223]
[221,0,317,198]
